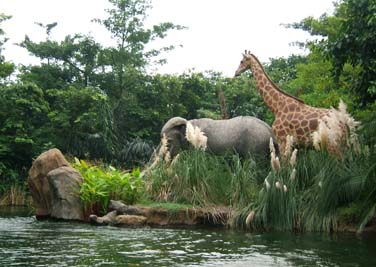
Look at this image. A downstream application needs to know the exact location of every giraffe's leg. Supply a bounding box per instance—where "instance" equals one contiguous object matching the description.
[272,124,286,161]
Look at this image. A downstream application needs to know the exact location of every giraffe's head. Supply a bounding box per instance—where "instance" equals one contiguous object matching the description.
[234,50,253,77]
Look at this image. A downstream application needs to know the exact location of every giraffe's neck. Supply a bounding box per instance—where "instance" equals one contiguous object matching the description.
[249,55,302,114]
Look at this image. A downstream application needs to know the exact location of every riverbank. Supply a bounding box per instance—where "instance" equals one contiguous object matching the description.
[4,146,375,234]
[2,200,376,235]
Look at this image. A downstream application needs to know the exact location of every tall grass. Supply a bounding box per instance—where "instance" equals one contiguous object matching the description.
[238,146,375,233]
[0,185,29,206]
[145,150,266,208]
[144,143,376,233]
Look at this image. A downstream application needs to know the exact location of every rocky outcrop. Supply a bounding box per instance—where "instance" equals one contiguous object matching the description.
[27,148,84,221]
[48,166,84,220]
[89,200,229,227]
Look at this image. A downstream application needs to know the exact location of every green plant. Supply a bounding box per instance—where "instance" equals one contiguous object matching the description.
[357,148,376,233]
[118,137,154,168]
[145,150,265,208]
[248,149,300,231]
[236,144,376,233]
[73,158,144,216]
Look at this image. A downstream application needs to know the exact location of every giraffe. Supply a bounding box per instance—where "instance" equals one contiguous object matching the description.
[234,50,359,159]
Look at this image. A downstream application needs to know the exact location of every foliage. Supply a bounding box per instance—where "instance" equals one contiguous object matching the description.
[46,86,115,160]
[145,150,266,207]
[0,163,19,196]
[118,137,154,168]
[236,147,376,233]
[18,0,186,148]
[265,55,307,90]
[327,0,376,105]
[357,147,376,233]
[288,0,376,106]
[354,100,376,146]
[73,158,144,215]
[0,13,15,81]
[0,83,51,194]
[92,0,185,105]
[0,83,51,170]
[222,75,270,123]
[20,34,103,89]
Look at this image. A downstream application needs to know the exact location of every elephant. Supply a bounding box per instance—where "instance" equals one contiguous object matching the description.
[158,116,278,159]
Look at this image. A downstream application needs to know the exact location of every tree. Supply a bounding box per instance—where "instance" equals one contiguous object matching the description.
[0,83,50,174]
[265,55,307,91]
[20,34,103,89]
[46,86,115,159]
[288,0,376,106]
[328,0,376,105]
[93,0,185,100]
[0,14,15,81]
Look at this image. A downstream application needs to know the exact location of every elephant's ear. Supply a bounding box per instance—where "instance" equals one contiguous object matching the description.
[161,117,187,135]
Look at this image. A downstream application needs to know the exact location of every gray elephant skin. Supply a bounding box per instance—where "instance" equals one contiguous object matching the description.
[160,116,277,159]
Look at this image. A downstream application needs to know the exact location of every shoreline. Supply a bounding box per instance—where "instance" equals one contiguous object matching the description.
[1,202,375,235]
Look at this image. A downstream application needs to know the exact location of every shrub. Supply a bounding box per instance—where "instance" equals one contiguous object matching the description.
[117,137,154,168]
[73,158,144,216]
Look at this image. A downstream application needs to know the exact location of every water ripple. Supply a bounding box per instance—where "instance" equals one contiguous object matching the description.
[1,208,376,266]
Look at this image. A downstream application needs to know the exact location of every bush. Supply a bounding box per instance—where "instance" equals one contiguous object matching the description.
[73,158,144,216]
[117,138,154,168]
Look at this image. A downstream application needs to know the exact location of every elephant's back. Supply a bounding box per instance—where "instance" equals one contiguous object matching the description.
[200,116,272,134]
[191,116,274,157]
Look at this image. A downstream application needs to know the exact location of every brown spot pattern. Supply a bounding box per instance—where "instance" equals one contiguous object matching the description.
[243,54,344,159]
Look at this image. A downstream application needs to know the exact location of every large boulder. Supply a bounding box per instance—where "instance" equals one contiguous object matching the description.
[28,148,70,218]
[27,148,84,220]
[48,166,84,221]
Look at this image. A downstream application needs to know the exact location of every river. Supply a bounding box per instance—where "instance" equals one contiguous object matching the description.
[1,206,375,266]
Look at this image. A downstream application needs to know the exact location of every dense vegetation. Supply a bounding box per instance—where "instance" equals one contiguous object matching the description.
[1,0,375,232]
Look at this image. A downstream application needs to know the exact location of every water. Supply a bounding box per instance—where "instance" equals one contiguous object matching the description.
[1,207,375,267]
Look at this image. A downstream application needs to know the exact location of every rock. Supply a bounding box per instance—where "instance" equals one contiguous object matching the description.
[27,148,70,218]
[90,200,230,227]
[114,215,147,226]
[109,200,146,216]
[89,211,117,225]
[47,166,84,221]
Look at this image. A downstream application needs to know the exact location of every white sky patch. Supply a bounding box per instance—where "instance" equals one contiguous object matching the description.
[0,0,334,77]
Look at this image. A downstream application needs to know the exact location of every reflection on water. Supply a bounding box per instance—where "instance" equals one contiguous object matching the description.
[0,206,375,267]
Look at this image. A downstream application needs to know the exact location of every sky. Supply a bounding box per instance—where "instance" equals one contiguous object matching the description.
[0,0,335,77]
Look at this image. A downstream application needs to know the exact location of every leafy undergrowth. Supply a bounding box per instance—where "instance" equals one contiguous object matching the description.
[72,138,376,233]
[73,158,144,216]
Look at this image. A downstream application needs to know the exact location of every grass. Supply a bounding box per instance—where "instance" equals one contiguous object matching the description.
[239,147,375,233]
[144,150,267,208]
[144,144,376,233]
[139,200,193,211]
[0,185,29,206]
